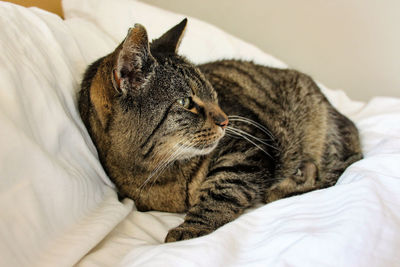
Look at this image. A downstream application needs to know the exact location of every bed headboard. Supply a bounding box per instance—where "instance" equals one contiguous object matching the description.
[3,0,63,17]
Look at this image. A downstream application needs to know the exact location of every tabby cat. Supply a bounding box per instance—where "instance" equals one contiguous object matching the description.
[78,19,362,242]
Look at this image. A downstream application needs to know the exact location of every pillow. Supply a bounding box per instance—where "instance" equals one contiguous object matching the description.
[0,3,132,266]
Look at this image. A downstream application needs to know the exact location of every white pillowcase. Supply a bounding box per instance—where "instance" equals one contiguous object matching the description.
[0,3,132,266]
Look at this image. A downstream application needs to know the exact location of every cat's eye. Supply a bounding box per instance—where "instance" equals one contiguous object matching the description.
[177,97,194,109]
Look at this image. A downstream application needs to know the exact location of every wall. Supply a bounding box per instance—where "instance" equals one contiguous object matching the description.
[141,0,400,101]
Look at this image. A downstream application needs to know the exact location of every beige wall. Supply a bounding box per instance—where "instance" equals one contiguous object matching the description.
[141,0,400,101]
[5,0,398,101]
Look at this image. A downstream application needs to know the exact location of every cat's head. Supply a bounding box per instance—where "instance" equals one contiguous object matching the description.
[80,19,228,169]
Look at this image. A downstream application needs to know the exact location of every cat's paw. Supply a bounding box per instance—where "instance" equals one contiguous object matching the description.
[294,161,318,186]
[165,224,212,242]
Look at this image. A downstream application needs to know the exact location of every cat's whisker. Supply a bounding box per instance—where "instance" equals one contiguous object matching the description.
[227,124,271,142]
[228,115,275,140]
[224,132,241,139]
[226,126,279,151]
[146,139,194,192]
[225,127,273,158]
[141,138,194,191]
[137,142,184,192]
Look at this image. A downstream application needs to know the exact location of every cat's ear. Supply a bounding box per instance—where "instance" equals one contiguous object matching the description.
[113,24,156,94]
[151,18,188,54]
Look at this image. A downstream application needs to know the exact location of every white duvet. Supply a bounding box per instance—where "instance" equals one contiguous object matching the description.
[0,1,399,266]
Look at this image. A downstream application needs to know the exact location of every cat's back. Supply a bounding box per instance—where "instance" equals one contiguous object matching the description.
[198,60,327,117]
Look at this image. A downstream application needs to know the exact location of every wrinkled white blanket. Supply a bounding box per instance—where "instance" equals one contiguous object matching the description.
[0,1,399,266]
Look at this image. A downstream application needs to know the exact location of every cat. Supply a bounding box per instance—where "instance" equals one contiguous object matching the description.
[78,18,362,242]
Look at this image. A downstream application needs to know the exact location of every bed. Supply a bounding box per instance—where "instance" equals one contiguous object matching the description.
[1,0,399,266]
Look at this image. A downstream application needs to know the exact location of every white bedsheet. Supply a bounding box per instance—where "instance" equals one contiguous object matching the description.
[82,98,400,267]
[0,1,399,266]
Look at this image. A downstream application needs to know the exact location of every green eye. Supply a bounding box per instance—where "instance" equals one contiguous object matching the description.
[177,97,193,109]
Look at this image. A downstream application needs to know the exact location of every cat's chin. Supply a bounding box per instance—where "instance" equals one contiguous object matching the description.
[178,141,220,159]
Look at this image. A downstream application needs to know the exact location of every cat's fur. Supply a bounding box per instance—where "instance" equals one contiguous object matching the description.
[78,19,362,242]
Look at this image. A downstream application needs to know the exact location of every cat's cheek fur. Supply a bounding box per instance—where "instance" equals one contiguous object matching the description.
[179,140,220,159]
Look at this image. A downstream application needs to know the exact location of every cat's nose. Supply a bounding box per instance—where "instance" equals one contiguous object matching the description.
[213,113,229,129]
[206,102,229,129]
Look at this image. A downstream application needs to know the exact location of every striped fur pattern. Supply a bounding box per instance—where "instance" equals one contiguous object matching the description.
[78,19,362,242]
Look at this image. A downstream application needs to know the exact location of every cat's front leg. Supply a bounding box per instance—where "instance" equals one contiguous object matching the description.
[165,173,259,242]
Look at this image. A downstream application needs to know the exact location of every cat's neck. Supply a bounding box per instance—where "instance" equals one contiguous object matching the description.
[108,154,212,212]
[134,155,208,187]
